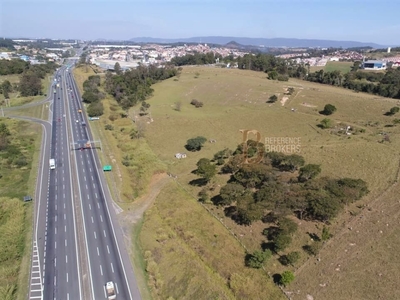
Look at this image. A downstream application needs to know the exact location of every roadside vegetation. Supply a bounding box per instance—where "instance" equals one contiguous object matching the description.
[0,59,57,106]
[0,118,40,300]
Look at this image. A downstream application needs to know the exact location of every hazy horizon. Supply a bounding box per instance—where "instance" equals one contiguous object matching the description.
[1,0,400,45]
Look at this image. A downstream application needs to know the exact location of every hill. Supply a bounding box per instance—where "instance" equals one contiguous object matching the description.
[129,36,388,48]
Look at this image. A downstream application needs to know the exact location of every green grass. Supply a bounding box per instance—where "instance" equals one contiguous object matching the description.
[0,118,40,300]
[323,61,353,73]
[310,61,353,73]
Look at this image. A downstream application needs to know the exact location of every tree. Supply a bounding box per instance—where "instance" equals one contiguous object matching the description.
[140,101,150,115]
[114,62,122,75]
[278,217,298,235]
[218,183,245,206]
[267,70,278,80]
[388,106,400,115]
[279,154,305,172]
[279,251,300,266]
[279,271,295,286]
[87,102,104,117]
[1,80,12,98]
[319,118,333,129]
[298,164,321,182]
[307,191,342,221]
[195,158,217,182]
[19,72,42,96]
[185,136,207,151]
[245,249,272,268]
[303,241,322,256]
[268,94,278,103]
[274,233,292,253]
[321,104,337,115]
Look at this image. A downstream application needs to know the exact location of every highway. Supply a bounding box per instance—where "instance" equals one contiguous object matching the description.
[42,65,82,300]
[63,62,141,299]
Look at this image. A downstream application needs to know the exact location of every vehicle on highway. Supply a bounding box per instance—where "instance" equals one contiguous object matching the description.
[81,121,86,126]
[49,158,55,170]
[106,281,116,300]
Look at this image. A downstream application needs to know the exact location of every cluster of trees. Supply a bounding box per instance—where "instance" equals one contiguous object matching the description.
[104,64,177,110]
[306,67,400,99]
[82,75,105,117]
[170,52,223,66]
[0,38,16,50]
[195,141,369,225]
[0,59,29,75]
[0,59,57,97]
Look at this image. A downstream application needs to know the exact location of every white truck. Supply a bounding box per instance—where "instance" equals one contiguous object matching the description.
[49,158,55,170]
[106,281,116,300]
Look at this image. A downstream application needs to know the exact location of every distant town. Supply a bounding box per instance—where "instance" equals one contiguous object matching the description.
[1,38,400,71]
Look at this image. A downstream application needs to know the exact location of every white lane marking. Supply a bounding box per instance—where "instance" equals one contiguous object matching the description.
[84,176,86,182]
[55,194,58,200]
[89,204,91,210]
[91,176,94,181]
[97,247,99,256]
[54,276,56,287]
[63,193,65,198]
[55,204,57,210]
[66,255,68,263]
[100,265,103,276]
[97,203,100,209]
[55,227,57,235]
[115,282,119,294]
[63,184,65,190]
[103,230,106,237]
[86,184,88,189]
[67,272,69,283]
[65,239,67,247]
[65,225,67,232]
[55,215,57,222]
[55,241,57,249]
[64,203,66,209]
[89,168,92,172]
[94,231,97,239]
[94,192,98,199]
[100,215,103,222]
[111,263,114,273]
[55,257,56,267]
[93,183,96,189]
[107,245,110,254]
[91,216,94,223]
[64,213,66,220]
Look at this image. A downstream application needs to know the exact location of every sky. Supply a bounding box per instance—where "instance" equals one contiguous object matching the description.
[1,0,400,45]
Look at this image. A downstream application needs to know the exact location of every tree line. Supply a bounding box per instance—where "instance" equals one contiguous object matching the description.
[0,59,58,98]
[104,64,177,110]
[81,75,105,117]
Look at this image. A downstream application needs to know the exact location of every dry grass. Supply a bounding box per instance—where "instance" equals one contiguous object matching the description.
[138,66,400,299]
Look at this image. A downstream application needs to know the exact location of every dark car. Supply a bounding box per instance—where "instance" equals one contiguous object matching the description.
[81,121,86,126]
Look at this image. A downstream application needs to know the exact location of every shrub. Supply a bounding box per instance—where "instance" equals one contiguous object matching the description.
[190,99,203,108]
[303,241,322,256]
[104,124,113,131]
[87,101,104,117]
[185,136,207,151]
[321,104,337,115]
[245,249,272,268]
[267,95,278,103]
[279,271,295,286]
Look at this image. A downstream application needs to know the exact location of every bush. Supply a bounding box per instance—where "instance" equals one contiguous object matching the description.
[321,104,337,115]
[87,101,104,117]
[277,75,289,81]
[279,251,300,266]
[318,118,333,129]
[185,136,207,151]
[267,95,278,103]
[279,271,295,286]
[190,99,203,108]
[104,124,113,131]
[245,249,272,268]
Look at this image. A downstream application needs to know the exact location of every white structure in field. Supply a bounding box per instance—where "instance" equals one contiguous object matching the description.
[175,153,187,159]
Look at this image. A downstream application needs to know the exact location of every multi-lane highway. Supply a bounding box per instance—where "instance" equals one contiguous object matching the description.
[24,58,141,299]
[42,65,82,300]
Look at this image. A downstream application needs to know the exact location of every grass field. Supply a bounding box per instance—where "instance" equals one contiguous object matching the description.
[310,61,353,73]
[138,66,400,299]
[73,64,400,299]
[0,118,41,300]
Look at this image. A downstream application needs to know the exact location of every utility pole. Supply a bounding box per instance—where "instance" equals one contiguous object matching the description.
[1,106,4,117]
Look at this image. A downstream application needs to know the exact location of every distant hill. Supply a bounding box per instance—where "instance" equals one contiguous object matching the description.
[130,36,388,49]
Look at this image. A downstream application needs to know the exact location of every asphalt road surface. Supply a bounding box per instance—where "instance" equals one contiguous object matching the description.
[63,62,141,299]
